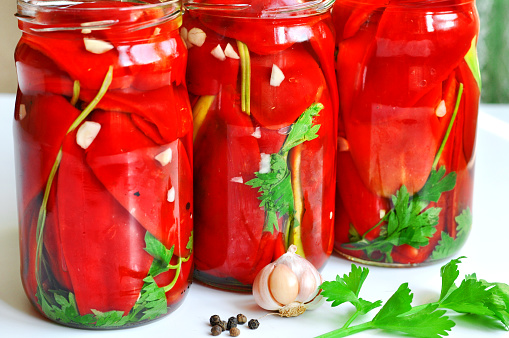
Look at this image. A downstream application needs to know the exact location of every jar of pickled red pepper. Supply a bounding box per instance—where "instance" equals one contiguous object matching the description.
[333,0,481,266]
[184,0,338,290]
[14,0,193,328]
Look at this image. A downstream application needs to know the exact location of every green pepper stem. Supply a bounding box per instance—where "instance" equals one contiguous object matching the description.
[432,83,464,170]
[34,66,113,294]
[237,40,251,115]
[70,80,80,106]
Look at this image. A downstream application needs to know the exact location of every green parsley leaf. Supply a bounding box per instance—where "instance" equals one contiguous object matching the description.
[374,303,454,338]
[373,283,413,323]
[416,166,457,204]
[440,278,495,316]
[317,258,508,338]
[280,103,323,153]
[144,232,175,276]
[342,264,370,297]
[320,264,382,314]
[432,208,472,261]
[186,230,193,251]
[343,166,456,262]
[439,256,464,301]
[246,103,322,234]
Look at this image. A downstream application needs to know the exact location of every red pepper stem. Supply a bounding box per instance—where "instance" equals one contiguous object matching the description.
[34,66,114,293]
[432,83,464,171]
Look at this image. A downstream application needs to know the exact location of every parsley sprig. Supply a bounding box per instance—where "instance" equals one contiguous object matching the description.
[246,103,322,234]
[318,257,509,338]
[37,231,193,327]
[342,166,456,262]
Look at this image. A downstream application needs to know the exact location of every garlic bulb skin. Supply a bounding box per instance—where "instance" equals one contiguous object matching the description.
[252,245,323,312]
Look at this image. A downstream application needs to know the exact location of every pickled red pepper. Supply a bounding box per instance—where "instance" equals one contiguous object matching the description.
[185,0,338,288]
[14,0,193,328]
[333,0,480,264]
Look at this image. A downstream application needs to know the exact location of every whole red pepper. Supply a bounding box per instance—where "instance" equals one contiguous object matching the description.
[193,88,268,285]
[57,129,152,314]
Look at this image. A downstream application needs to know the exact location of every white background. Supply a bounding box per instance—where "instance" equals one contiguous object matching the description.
[0,93,508,337]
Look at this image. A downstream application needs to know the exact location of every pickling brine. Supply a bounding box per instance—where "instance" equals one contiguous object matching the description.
[333,0,480,266]
[185,0,338,290]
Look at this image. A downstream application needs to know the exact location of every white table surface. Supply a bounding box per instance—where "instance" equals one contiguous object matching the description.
[0,92,508,338]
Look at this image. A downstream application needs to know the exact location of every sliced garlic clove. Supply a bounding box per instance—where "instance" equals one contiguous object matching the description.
[224,43,240,59]
[338,136,350,152]
[269,264,299,306]
[18,104,27,120]
[259,153,271,174]
[230,176,243,184]
[270,64,285,87]
[155,147,173,166]
[180,27,193,49]
[435,100,447,117]
[167,187,175,203]
[211,44,226,61]
[251,127,261,139]
[76,121,101,149]
[84,38,114,54]
[188,27,206,47]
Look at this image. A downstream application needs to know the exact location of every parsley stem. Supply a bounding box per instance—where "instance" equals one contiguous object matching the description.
[34,66,113,298]
[163,258,182,293]
[432,83,464,170]
[361,213,388,240]
[341,311,361,330]
[316,321,375,338]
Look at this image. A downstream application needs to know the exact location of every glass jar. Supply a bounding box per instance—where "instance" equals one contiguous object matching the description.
[185,0,338,290]
[333,0,480,266]
[14,0,193,328]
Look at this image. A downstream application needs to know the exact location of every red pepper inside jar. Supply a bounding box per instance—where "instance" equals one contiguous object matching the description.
[184,0,338,290]
[14,0,193,328]
[332,0,481,266]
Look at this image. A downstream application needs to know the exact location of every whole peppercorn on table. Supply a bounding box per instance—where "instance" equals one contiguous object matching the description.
[0,93,508,337]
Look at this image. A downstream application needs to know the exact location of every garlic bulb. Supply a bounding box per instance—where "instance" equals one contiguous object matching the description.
[252,245,324,316]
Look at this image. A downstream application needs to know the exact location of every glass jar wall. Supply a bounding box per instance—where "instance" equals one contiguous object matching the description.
[14,0,193,328]
[185,0,338,290]
[332,0,481,266]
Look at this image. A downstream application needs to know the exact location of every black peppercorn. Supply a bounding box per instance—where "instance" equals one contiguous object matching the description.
[227,317,237,330]
[210,314,221,326]
[230,327,240,336]
[236,314,247,325]
[211,325,222,336]
[248,319,259,330]
[218,321,227,332]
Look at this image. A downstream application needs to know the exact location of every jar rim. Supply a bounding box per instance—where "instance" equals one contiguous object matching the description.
[334,0,475,7]
[16,0,181,33]
[184,0,335,19]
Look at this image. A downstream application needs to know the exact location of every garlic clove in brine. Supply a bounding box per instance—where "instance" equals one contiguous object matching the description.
[252,245,323,316]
